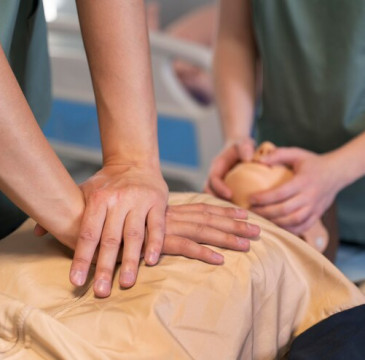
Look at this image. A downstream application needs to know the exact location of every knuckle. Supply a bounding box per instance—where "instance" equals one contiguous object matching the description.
[202,210,213,222]
[79,230,98,244]
[200,246,212,259]
[194,203,207,212]
[125,228,144,241]
[174,238,192,254]
[292,212,305,224]
[165,206,174,217]
[96,267,113,278]
[90,189,105,202]
[113,191,124,203]
[277,188,288,199]
[179,237,192,249]
[72,256,90,267]
[122,258,139,270]
[235,221,245,233]
[280,203,291,215]
[194,222,206,235]
[225,233,233,245]
[149,219,165,233]
[101,236,121,249]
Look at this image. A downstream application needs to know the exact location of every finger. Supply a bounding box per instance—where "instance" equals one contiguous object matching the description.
[249,178,301,206]
[144,205,166,265]
[167,220,251,252]
[203,182,215,195]
[237,138,255,162]
[163,235,224,265]
[259,147,304,166]
[220,144,243,169]
[250,195,303,220]
[206,144,244,198]
[272,206,311,229]
[70,200,107,287]
[119,210,146,288]
[93,207,125,298]
[33,224,48,237]
[209,176,233,199]
[286,215,317,235]
[167,203,248,220]
[166,211,260,239]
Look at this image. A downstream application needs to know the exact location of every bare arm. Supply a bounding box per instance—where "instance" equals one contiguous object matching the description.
[250,132,365,234]
[205,0,259,198]
[0,46,84,248]
[76,0,159,167]
[74,1,169,290]
[166,4,217,47]
[330,132,365,188]
[0,35,261,299]
[214,0,257,142]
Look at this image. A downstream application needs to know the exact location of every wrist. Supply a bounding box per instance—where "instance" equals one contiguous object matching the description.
[44,197,85,250]
[103,154,161,171]
[324,148,363,192]
[224,135,254,148]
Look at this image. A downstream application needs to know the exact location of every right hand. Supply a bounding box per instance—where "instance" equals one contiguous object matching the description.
[34,201,260,298]
[204,137,255,199]
[161,202,260,264]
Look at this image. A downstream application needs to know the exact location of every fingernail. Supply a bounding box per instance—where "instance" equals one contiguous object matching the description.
[94,279,110,295]
[247,223,260,234]
[236,236,249,247]
[235,208,247,219]
[70,270,86,286]
[212,253,224,263]
[146,251,159,265]
[120,271,135,286]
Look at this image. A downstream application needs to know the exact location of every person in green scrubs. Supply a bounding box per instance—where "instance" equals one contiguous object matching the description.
[206,0,365,246]
[0,0,260,298]
[0,0,169,297]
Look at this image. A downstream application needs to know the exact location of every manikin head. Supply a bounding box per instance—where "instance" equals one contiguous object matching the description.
[224,142,328,253]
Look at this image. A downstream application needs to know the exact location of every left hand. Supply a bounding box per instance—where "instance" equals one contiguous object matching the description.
[71,164,168,296]
[35,200,260,298]
[249,147,342,235]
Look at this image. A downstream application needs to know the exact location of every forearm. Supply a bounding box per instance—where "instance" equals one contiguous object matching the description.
[166,4,217,46]
[326,132,365,190]
[76,0,160,168]
[0,46,84,247]
[214,0,257,143]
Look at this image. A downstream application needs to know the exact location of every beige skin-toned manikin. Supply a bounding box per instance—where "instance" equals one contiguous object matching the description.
[224,142,329,253]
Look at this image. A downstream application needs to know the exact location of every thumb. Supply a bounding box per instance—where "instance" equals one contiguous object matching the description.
[236,139,255,162]
[33,223,48,237]
[259,147,304,166]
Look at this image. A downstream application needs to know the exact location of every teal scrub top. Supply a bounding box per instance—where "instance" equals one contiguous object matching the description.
[0,0,51,238]
[252,0,365,243]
